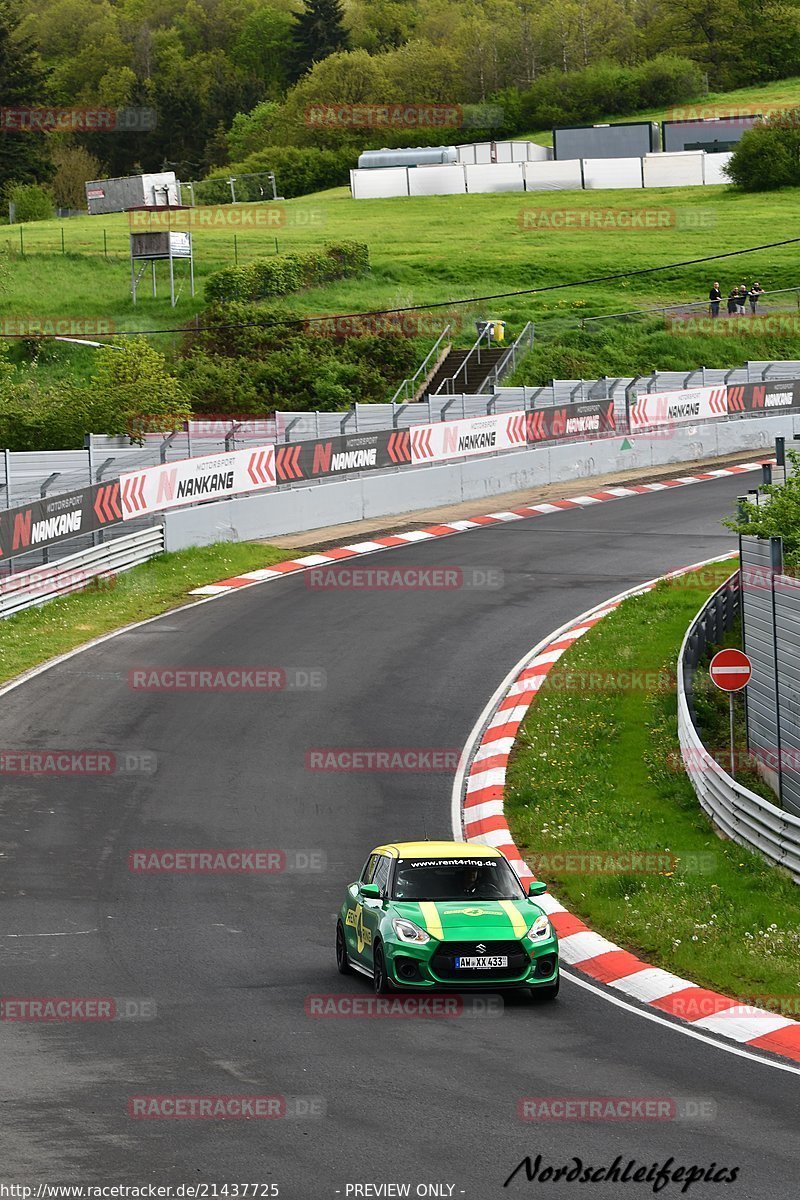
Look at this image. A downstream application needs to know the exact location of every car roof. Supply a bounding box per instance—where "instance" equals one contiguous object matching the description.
[371,840,503,859]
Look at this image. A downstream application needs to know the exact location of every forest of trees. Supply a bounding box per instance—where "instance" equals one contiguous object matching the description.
[2,0,800,204]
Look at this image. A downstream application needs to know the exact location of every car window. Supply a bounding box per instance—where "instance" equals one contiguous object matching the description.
[372,856,391,895]
[361,854,379,883]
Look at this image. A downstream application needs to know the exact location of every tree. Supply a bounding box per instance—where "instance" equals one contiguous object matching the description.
[50,143,103,209]
[724,452,800,567]
[726,114,800,189]
[289,0,350,83]
[0,1,53,194]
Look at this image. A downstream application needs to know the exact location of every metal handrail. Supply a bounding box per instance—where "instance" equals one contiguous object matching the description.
[389,324,451,405]
[477,322,534,394]
[581,285,800,327]
[433,328,493,396]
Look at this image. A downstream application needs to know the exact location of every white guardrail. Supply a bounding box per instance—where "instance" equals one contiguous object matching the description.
[677,575,800,882]
[0,526,165,619]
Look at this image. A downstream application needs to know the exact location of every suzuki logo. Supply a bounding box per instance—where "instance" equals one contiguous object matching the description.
[476,943,487,954]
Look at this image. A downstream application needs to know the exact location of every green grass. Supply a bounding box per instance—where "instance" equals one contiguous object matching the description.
[0,540,294,686]
[506,561,800,1002]
[5,85,800,394]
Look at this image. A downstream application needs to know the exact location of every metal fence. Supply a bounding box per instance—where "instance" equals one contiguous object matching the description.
[678,570,800,880]
[0,526,165,619]
[740,534,800,815]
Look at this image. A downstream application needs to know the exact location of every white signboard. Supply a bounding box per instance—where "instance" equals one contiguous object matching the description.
[120,445,275,518]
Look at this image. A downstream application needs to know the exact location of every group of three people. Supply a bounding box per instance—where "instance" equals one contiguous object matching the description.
[708,281,763,317]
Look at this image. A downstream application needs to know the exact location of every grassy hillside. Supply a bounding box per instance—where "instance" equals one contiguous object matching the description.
[4,108,800,391]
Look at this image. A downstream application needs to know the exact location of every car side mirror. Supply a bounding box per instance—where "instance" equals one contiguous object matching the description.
[527,880,547,897]
[360,882,381,900]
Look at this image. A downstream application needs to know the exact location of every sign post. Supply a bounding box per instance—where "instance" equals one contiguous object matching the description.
[709,649,753,778]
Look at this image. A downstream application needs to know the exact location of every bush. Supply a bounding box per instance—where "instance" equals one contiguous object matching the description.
[178,301,422,414]
[200,145,357,201]
[725,115,800,190]
[6,182,55,222]
[205,241,369,303]
[519,55,705,132]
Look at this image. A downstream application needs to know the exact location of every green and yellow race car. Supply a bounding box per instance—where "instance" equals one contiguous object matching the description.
[336,840,559,1000]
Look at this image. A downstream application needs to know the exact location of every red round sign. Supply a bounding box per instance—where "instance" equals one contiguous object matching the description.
[709,648,752,692]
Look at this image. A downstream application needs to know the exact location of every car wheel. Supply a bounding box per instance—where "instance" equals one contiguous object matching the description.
[528,975,559,1003]
[336,921,352,975]
[373,943,392,995]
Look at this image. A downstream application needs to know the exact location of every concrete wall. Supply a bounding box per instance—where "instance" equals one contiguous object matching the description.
[163,415,782,550]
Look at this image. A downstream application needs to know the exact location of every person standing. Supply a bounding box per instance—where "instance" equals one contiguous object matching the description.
[727,288,739,315]
[709,281,721,317]
[749,282,763,314]
[737,285,747,315]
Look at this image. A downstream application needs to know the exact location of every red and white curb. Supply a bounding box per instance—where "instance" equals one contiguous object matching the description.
[188,463,762,596]
[457,555,800,1066]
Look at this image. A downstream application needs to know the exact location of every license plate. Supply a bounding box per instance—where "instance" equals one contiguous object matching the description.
[454,955,508,969]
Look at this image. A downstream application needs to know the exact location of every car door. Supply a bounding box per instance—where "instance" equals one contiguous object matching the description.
[360,854,391,971]
[345,854,378,967]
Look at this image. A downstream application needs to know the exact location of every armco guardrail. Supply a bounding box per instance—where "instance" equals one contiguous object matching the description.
[677,571,800,882]
[0,526,165,618]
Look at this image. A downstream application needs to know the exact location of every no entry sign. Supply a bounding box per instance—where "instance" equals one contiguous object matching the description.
[709,648,752,693]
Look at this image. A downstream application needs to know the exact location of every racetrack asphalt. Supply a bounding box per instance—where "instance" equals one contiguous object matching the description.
[1,473,798,1198]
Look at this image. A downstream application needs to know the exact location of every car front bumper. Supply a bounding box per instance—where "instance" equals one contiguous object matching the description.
[384,936,559,989]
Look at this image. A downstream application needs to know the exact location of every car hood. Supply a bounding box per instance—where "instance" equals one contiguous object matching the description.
[391,898,546,941]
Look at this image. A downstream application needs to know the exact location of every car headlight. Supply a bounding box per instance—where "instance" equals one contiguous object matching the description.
[528,914,552,941]
[392,917,431,944]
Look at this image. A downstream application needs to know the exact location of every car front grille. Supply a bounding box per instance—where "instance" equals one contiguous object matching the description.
[430,940,529,981]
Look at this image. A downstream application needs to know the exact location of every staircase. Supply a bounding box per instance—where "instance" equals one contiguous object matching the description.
[419,346,505,400]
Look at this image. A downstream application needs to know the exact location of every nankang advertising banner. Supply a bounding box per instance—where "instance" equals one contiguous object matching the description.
[0,481,122,560]
[630,386,728,430]
[275,429,410,483]
[526,400,615,443]
[120,445,276,518]
[727,380,800,414]
[409,412,527,465]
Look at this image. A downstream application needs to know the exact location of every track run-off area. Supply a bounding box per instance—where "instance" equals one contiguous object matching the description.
[1,471,798,1198]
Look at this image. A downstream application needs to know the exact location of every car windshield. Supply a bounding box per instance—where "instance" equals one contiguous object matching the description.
[392,856,525,901]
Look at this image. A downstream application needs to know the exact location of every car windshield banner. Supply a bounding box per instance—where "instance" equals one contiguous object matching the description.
[0,481,122,560]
